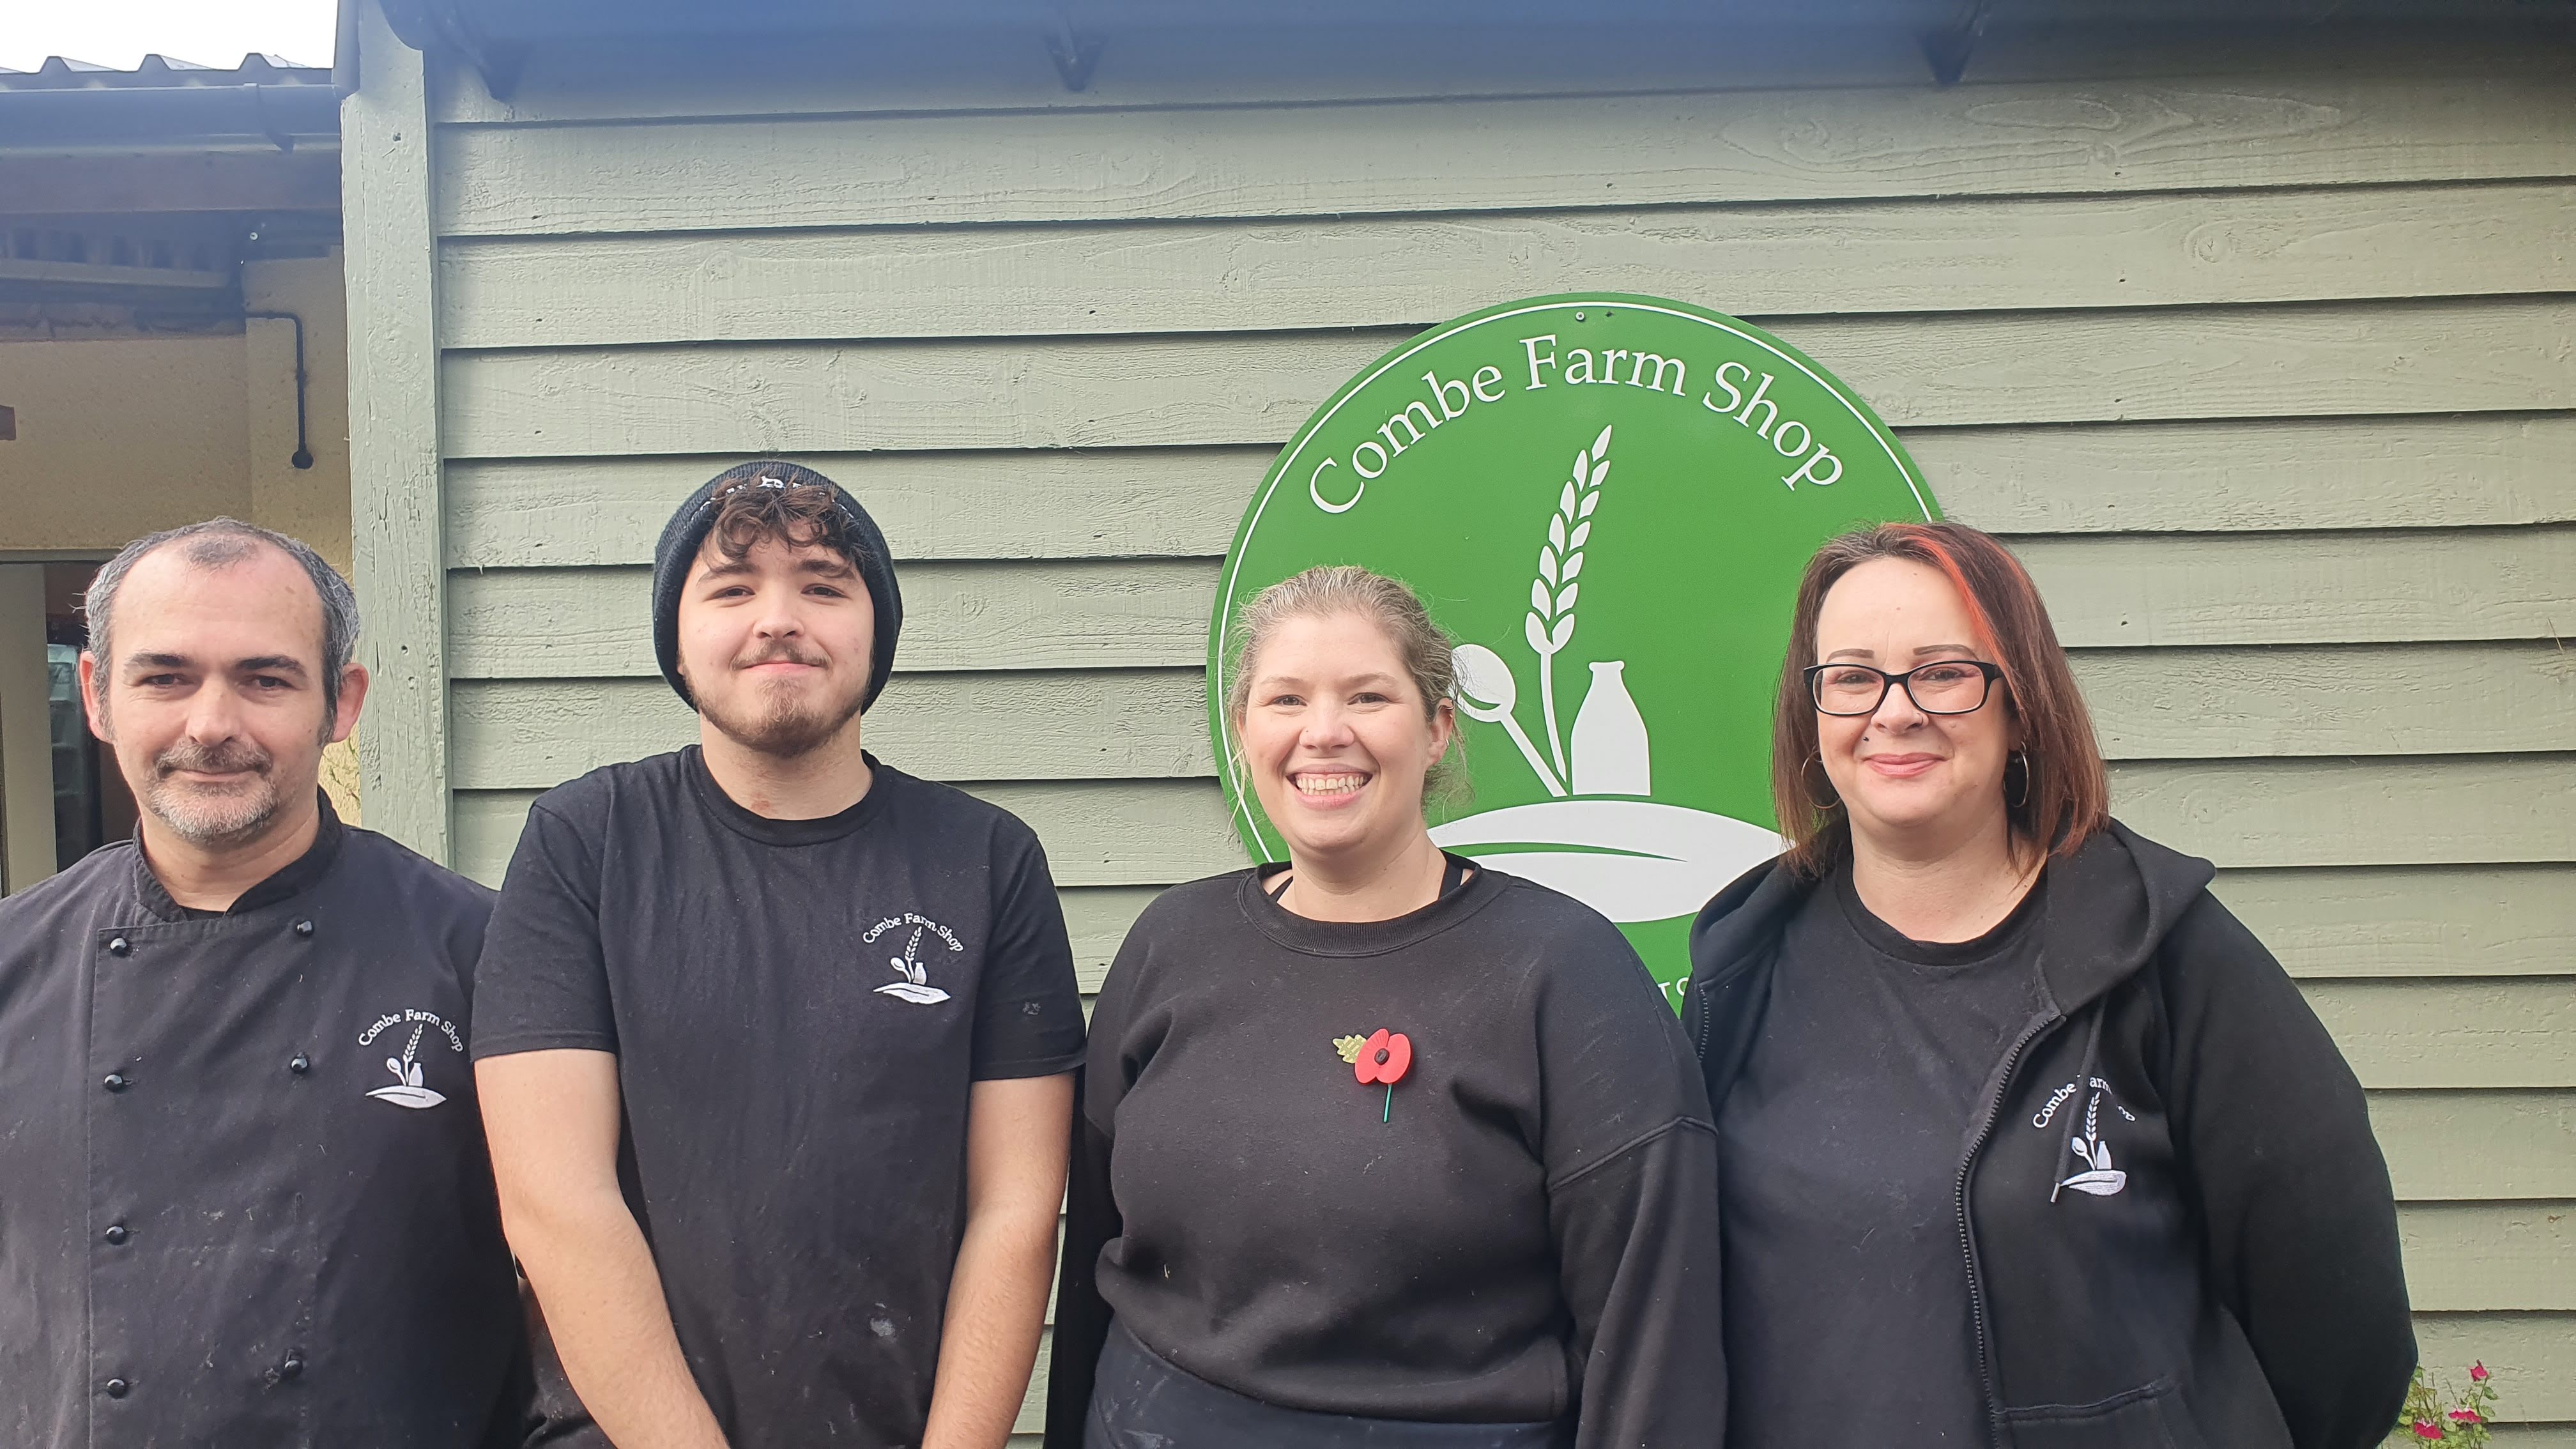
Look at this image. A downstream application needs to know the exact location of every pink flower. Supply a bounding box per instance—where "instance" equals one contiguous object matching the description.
[2450,1410,2483,1423]
[2412,1422,2442,1441]
[2470,1362,2490,1383]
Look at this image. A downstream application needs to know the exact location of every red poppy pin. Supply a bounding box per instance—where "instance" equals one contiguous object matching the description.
[1333,1029,1413,1123]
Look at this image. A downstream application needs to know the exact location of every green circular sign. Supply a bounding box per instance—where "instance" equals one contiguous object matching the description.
[1211,294,1938,1008]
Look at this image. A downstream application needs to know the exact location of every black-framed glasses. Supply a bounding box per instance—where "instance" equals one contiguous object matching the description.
[1804,660,2004,716]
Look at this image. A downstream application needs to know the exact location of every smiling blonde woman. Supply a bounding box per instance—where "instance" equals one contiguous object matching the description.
[1047,565,1725,1449]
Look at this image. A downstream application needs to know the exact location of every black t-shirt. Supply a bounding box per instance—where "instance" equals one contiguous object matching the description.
[471,749,1086,1447]
[1048,861,1726,1449]
[1719,866,2050,1449]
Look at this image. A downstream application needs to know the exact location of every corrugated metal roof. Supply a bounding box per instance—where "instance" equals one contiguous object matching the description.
[0,54,330,92]
[0,53,340,148]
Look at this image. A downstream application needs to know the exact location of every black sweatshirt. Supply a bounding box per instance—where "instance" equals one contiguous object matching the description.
[1048,862,1726,1448]
[1687,821,2415,1449]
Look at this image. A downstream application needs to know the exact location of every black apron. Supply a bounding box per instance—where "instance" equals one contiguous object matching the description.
[1087,1321,1572,1449]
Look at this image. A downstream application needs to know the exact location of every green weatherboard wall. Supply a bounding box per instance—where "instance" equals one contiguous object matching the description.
[1211,295,1938,1008]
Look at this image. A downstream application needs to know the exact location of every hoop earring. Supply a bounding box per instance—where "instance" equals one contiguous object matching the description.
[1803,754,1843,810]
[2005,749,2033,809]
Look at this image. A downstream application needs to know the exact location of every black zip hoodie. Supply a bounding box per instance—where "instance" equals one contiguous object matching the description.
[1684,821,2414,1449]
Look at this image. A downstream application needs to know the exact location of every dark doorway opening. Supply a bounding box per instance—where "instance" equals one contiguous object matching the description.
[43,561,136,868]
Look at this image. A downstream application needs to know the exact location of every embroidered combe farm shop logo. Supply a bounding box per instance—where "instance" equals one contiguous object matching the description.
[1211,295,1938,1008]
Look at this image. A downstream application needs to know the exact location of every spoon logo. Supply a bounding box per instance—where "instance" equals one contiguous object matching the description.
[1213,294,1937,1007]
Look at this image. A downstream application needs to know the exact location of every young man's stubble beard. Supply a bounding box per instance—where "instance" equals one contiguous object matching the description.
[702,668,866,759]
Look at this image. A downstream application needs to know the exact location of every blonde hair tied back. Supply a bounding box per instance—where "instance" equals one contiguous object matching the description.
[1224,565,1468,808]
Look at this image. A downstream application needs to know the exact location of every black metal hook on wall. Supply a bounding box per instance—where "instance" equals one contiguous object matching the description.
[243,309,315,470]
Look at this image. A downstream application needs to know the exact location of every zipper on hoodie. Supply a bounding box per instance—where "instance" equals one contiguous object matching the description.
[1956,1010,2058,1449]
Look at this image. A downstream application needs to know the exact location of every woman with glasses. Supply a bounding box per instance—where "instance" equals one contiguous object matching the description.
[1687,522,2414,1449]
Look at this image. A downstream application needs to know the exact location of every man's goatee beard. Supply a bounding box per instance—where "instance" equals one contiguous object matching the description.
[144,740,283,845]
[704,696,862,759]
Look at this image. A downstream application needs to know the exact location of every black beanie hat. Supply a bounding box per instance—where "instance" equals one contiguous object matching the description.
[651,460,904,711]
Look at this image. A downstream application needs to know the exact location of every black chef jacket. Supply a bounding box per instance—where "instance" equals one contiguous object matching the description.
[0,794,530,1448]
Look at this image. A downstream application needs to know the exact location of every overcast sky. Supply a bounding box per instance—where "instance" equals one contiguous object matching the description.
[1,0,338,72]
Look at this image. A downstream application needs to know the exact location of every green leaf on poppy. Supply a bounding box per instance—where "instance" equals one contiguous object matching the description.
[1333,1034,1368,1064]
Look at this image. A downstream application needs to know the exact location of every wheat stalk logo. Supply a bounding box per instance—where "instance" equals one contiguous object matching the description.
[1434,413,1790,924]
[385,1024,425,1089]
[1524,425,1611,785]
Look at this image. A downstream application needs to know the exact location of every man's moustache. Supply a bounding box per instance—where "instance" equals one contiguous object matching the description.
[155,744,272,776]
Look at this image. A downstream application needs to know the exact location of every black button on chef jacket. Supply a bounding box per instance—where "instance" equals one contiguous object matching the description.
[0,793,530,1448]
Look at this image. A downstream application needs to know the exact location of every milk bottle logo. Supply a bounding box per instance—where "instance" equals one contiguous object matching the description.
[1213,295,1938,1008]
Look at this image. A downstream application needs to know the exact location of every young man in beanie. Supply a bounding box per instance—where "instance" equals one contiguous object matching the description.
[471,462,1085,1449]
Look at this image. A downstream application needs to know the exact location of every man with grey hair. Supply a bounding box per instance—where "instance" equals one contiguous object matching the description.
[0,519,531,1448]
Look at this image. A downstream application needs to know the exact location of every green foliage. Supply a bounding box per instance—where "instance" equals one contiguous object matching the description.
[2387,1361,2499,1446]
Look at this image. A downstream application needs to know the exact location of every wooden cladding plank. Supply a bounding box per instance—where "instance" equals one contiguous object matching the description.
[2215,865,2576,980]
[2310,985,2576,1091]
[443,561,1214,678]
[442,529,2576,682]
[439,332,1380,459]
[445,642,2574,795]
[438,298,2576,457]
[2108,755,2576,870]
[1918,413,2576,536]
[451,779,1243,890]
[445,447,1271,567]
[2019,528,2576,649]
[1766,298,2574,435]
[440,415,2576,570]
[1061,885,1163,993]
[2078,643,2576,759]
[2415,1315,2576,1423]
[2401,1202,2576,1312]
[448,671,1213,788]
[435,181,2576,347]
[447,792,535,886]
[2372,1093,2576,1202]
[437,332,1388,459]
[433,74,2576,236]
